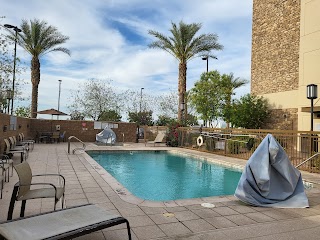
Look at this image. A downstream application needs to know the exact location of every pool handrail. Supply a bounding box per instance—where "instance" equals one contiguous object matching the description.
[68,136,86,154]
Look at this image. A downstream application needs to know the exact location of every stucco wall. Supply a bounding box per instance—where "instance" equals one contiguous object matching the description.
[298,0,320,131]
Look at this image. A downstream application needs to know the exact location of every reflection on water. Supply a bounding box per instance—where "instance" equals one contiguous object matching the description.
[88,151,242,201]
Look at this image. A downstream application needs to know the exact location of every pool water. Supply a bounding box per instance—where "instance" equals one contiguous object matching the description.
[88,151,242,201]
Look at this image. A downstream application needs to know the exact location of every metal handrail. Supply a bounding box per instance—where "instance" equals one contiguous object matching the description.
[295,152,320,168]
[68,136,86,154]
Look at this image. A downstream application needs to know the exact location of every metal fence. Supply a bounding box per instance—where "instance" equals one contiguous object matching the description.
[178,127,320,173]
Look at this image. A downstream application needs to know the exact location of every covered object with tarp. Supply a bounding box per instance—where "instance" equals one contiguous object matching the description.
[235,134,309,208]
[96,127,116,144]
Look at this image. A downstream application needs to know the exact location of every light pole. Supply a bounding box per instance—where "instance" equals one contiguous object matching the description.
[57,80,62,119]
[139,87,144,114]
[202,57,209,72]
[6,89,13,114]
[202,56,218,73]
[307,84,318,131]
[4,24,22,115]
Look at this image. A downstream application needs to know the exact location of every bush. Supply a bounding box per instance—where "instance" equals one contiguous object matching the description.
[166,121,180,147]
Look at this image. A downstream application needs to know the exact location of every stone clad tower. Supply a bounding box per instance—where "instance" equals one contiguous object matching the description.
[251,0,301,130]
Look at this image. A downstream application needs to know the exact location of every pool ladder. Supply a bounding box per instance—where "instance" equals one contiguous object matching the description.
[68,136,86,154]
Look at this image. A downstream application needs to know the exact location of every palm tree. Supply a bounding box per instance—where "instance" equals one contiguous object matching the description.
[221,73,248,128]
[148,21,223,122]
[7,19,70,118]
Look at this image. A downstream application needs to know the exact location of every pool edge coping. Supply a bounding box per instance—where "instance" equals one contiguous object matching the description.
[82,149,241,207]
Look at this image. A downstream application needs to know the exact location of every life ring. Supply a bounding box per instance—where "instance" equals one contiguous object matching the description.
[197,136,204,146]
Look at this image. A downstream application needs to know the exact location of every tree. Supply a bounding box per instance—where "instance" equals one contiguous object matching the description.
[1,17,26,112]
[14,106,30,117]
[7,19,70,118]
[221,73,248,128]
[189,71,224,126]
[68,79,122,120]
[70,110,85,120]
[158,91,178,118]
[148,21,223,122]
[99,110,122,122]
[155,115,175,126]
[128,111,154,126]
[230,94,270,129]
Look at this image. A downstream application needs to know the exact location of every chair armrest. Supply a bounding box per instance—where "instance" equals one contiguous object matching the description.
[32,174,66,188]
[19,182,59,198]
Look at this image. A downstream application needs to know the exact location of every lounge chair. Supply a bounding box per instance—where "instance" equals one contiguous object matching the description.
[7,161,65,220]
[145,131,166,146]
[3,139,27,163]
[0,204,132,240]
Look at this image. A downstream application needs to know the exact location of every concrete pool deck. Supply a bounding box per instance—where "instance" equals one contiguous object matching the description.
[1,142,320,239]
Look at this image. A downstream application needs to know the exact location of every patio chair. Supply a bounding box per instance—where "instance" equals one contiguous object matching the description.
[145,131,166,146]
[8,136,29,152]
[0,204,132,240]
[0,154,14,181]
[3,139,27,163]
[7,161,65,220]
[50,131,60,143]
[59,130,66,142]
[18,134,34,151]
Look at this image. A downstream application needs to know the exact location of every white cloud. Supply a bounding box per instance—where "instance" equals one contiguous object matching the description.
[1,0,253,118]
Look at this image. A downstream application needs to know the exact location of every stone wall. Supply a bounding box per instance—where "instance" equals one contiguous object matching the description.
[0,113,138,153]
[251,0,301,95]
[265,108,298,131]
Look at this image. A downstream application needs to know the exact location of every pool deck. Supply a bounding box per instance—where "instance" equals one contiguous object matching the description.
[2,142,320,239]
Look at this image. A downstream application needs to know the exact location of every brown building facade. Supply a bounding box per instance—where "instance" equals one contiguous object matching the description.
[251,0,320,133]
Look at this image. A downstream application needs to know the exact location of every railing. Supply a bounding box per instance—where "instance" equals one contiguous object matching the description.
[296,152,320,169]
[68,136,86,154]
[178,127,320,173]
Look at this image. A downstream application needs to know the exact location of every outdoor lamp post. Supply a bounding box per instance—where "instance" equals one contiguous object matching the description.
[202,56,217,73]
[139,87,144,114]
[57,80,62,119]
[4,24,22,115]
[6,89,13,114]
[307,84,318,131]
[202,57,209,72]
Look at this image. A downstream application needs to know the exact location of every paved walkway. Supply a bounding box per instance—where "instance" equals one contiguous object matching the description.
[1,142,320,239]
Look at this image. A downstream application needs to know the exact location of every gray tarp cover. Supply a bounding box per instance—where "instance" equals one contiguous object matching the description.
[234,134,309,208]
[96,127,116,144]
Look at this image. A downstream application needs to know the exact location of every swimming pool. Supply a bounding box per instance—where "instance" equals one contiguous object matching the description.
[88,151,242,201]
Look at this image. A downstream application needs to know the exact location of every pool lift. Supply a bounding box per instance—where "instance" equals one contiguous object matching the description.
[96,126,116,145]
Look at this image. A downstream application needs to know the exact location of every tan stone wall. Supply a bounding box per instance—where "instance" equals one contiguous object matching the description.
[265,108,298,130]
[0,113,138,153]
[251,0,301,95]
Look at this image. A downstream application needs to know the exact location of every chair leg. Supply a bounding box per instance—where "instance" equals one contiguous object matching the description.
[7,185,19,220]
[0,179,3,199]
[126,220,132,240]
[62,193,65,209]
[20,200,26,217]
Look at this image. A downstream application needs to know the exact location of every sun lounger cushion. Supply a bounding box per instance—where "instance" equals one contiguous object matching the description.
[0,204,131,240]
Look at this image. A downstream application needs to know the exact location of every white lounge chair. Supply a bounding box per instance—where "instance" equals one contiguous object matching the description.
[0,204,132,240]
[145,131,166,146]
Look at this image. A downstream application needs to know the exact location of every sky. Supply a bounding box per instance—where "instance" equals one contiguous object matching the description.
[0,0,253,119]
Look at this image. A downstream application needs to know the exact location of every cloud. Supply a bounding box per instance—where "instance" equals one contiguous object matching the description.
[1,0,253,117]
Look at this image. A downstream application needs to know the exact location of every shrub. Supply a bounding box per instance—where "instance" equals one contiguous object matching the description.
[166,121,180,147]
